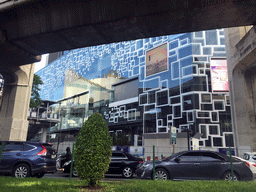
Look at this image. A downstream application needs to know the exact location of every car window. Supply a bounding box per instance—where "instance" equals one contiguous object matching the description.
[252,155,256,160]
[179,152,202,162]
[243,154,250,160]
[111,152,127,158]
[24,144,35,151]
[3,143,24,152]
[201,152,224,161]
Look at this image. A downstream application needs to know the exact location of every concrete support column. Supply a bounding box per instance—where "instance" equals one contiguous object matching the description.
[0,64,34,141]
[41,127,47,143]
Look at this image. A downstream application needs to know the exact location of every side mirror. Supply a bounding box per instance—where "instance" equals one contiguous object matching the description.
[174,157,180,163]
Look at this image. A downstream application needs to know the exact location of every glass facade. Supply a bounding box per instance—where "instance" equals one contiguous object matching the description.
[37,29,233,149]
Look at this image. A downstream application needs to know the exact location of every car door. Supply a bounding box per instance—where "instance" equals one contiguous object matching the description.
[0,142,24,171]
[109,152,128,172]
[199,152,226,180]
[169,151,202,180]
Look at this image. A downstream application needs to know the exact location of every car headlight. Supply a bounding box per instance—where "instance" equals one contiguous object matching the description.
[142,163,153,169]
[63,160,71,167]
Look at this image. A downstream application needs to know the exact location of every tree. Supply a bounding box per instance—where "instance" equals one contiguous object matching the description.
[74,113,112,187]
[30,74,43,108]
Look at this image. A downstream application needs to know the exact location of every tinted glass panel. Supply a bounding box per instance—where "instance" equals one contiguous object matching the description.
[179,152,201,161]
[114,79,138,102]
[24,144,35,151]
[201,152,224,161]
[112,153,126,158]
[4,143,24,152]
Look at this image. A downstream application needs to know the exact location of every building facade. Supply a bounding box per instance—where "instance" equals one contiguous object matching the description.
[36,29,234,157]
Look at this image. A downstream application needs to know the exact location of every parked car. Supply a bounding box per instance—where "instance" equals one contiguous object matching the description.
[107,151,144,178]
[0,141,57,178]
[233,156,256,174]
[136,150,253,181]
[61,151,143,178]
[243,152,256,163]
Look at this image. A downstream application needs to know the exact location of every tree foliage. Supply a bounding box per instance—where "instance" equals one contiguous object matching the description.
[30,74,43,108]
[74,113,112,187]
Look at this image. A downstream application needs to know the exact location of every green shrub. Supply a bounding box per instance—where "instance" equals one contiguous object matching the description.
[74,113,112,186]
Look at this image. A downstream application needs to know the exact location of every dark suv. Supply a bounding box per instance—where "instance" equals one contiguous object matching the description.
[0,141,57,178]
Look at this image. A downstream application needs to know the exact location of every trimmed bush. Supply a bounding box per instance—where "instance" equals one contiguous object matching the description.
[74,113,112,186]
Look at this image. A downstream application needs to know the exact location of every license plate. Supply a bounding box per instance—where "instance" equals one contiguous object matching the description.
[51,154,56,159]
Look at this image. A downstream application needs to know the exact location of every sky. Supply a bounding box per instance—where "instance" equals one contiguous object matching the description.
[34,54,49,73]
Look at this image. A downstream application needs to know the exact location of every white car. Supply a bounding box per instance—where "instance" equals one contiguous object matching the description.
[233,156,256,174]
[243,152,256,163]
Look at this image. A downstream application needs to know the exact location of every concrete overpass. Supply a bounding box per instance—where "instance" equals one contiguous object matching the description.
[1,0,256,141]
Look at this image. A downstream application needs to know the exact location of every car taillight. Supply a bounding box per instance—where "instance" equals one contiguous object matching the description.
[37,145,47,156]
[139,161,144,164]
[252,164,256,168]
[245,162,250,168]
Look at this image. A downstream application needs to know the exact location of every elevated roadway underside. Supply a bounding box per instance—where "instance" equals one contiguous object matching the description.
[0,0,256,67]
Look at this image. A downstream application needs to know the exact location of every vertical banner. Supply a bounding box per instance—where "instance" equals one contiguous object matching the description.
[210,58,229,92]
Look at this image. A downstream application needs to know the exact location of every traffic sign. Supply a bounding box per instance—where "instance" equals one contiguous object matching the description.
[170,126,177,145]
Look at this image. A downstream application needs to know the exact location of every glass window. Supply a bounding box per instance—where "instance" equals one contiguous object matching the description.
[148,91,155,103]
[205,136,212,147]
[211,112,218,121]
[214,47,225,52]
[205,30,218,45]
[198,112,210,118]
[183,94,199,110]
[139,94,147,105]
[169,40,178,50]
[24,144,35,151]
[213,137,223,147]
[114,79,138,102]
[4,143,24,152]
[179,152,202,161]
[201,94,211,103]
[192,44,201,55]
[195,31,203,38]
[156,90,168,106]
[201,104,213,110]
[111,152,126,158]
[178,45,192,59]
[170,97,180,104]
[214,101,224,110]
[201,152,224,161]
[200,125,207,138]
[209,125,218,135]
[174,105,181,118]
[225,134,234,147]
[144,113,156,133]
[203,47,212,55]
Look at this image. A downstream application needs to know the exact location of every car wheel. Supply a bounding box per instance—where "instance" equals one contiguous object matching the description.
[72,168,78,177]
[155,168,169,180]
[35,172,45,178]
[122,166,133,178]
[13,164,31,178]
[223,171,239,181]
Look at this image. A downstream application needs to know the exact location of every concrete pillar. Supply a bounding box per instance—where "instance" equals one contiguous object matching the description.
[224,26,256,156]
[0,64,34,141]
[41,127,47,143]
